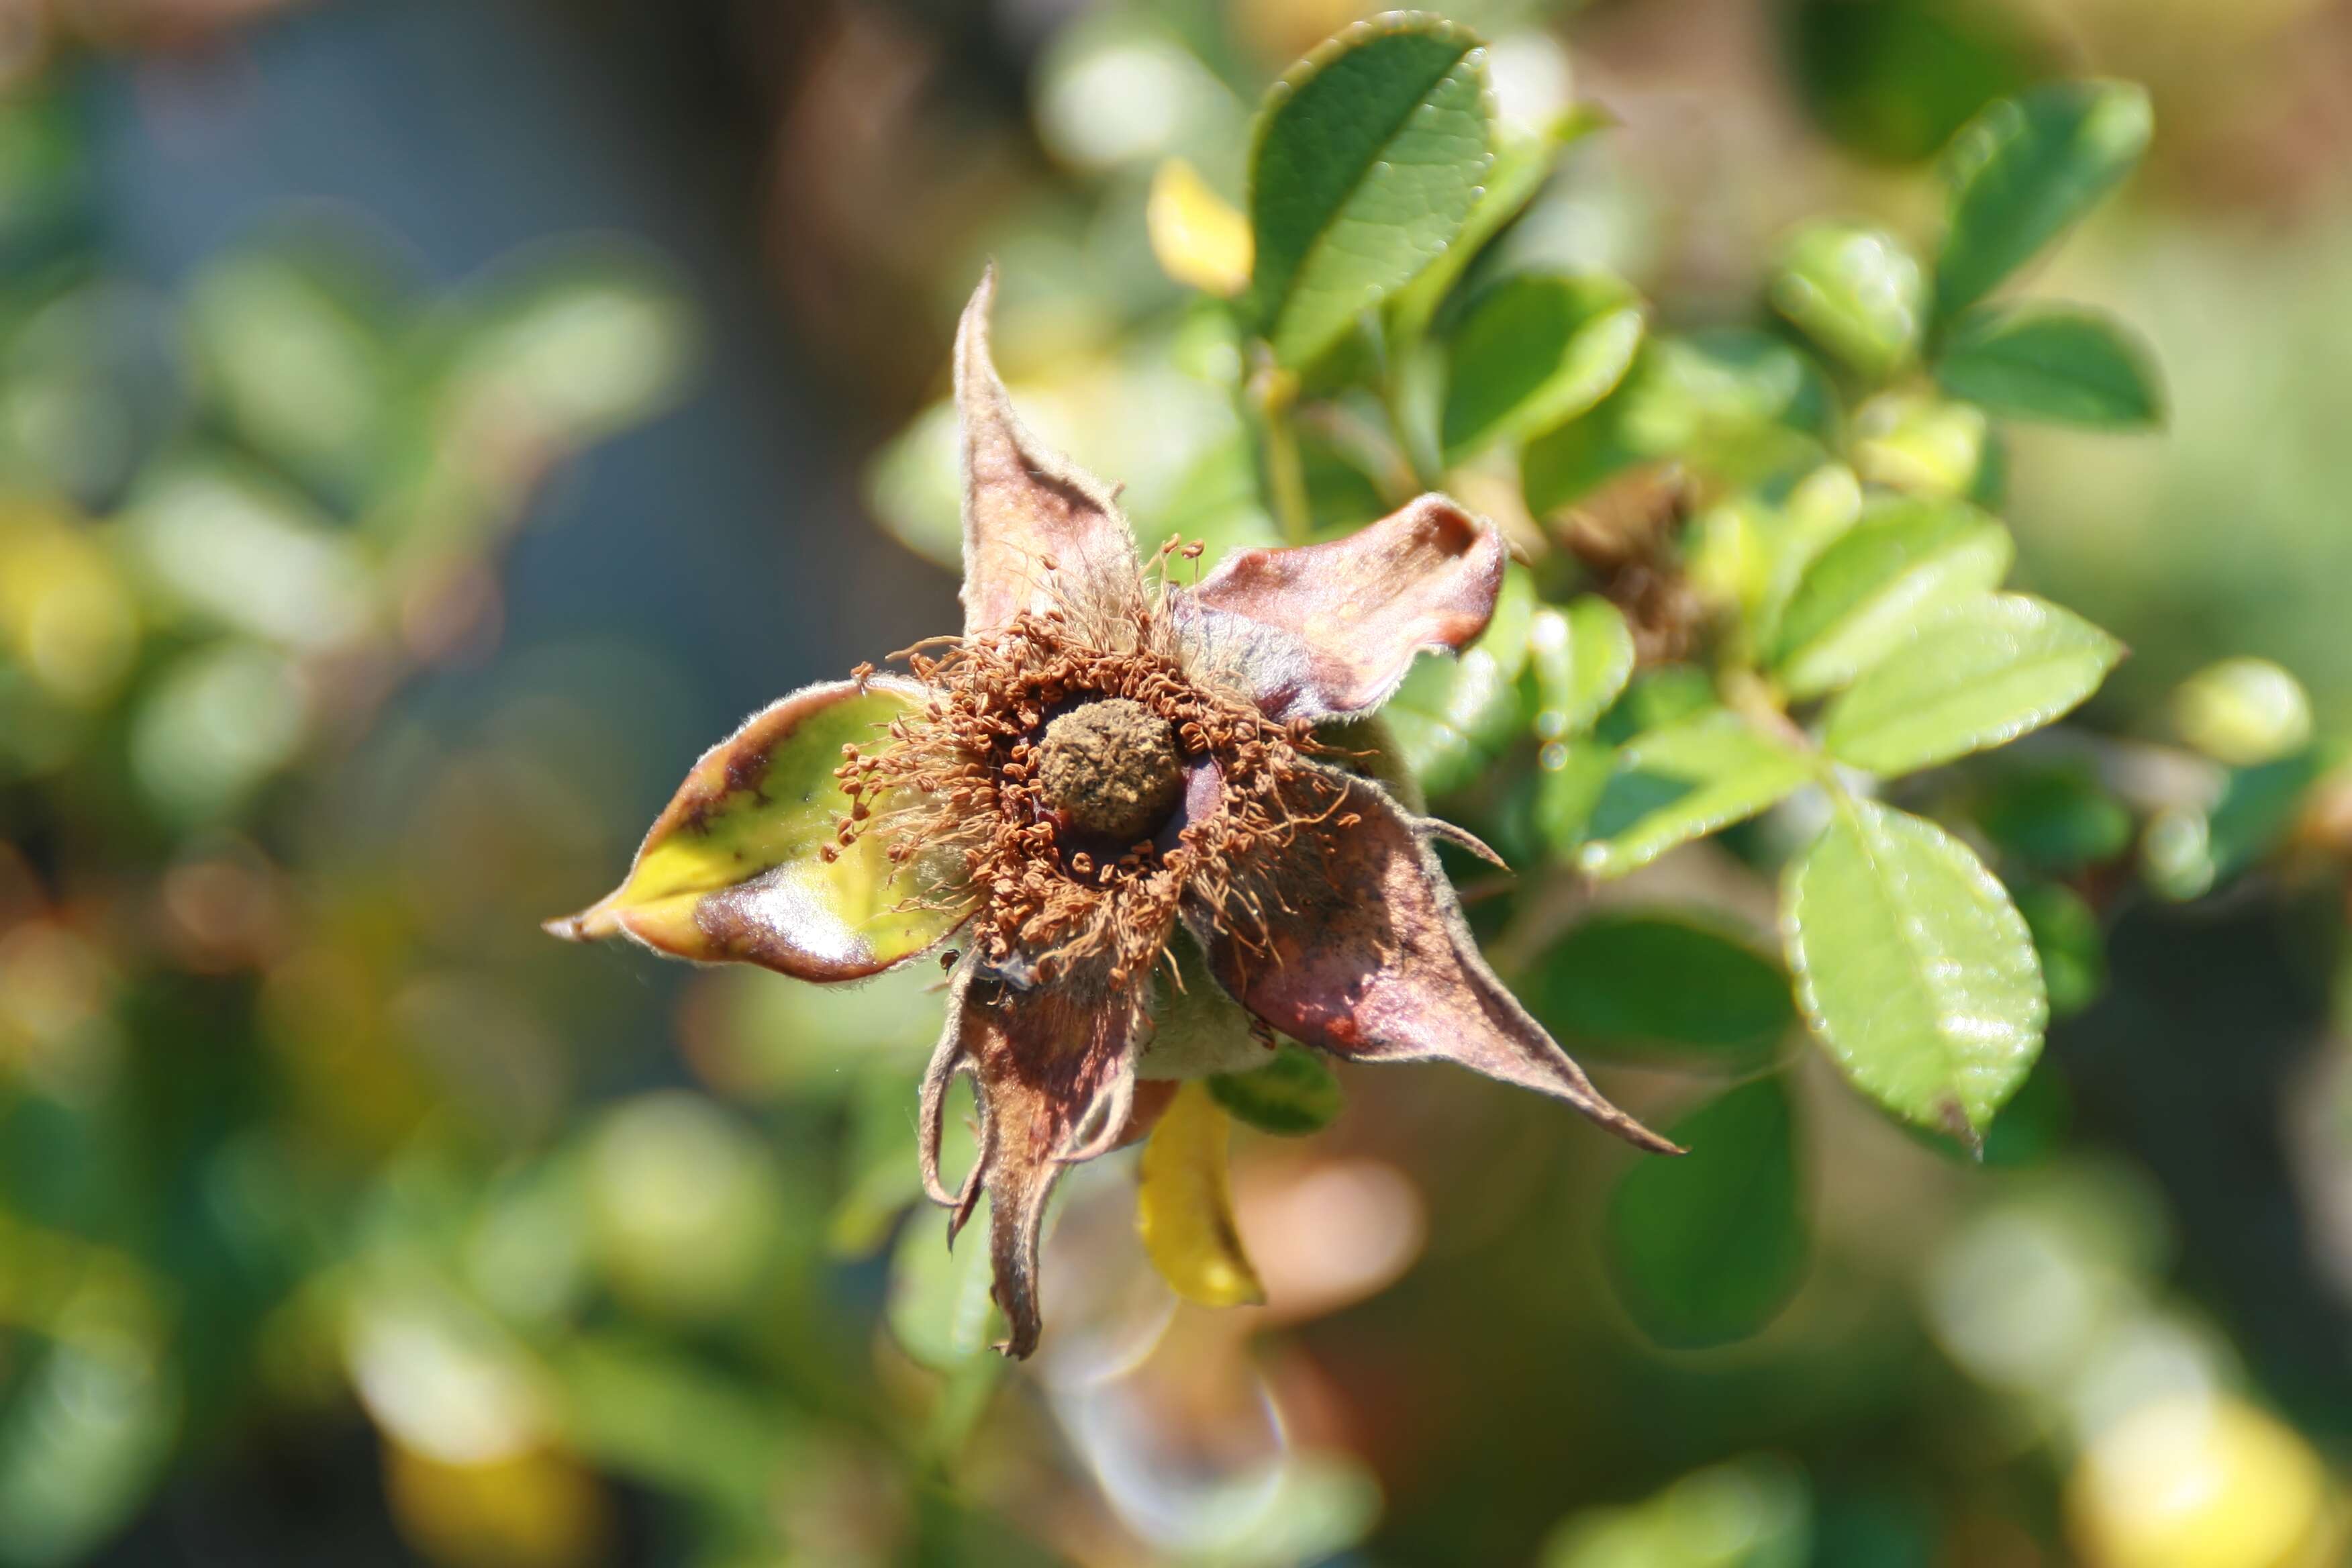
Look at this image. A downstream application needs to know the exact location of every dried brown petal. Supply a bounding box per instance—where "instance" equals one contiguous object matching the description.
[1188,768,1679,1155]
[1171,494,1504,722]
[955,267,1148,639]
[918,959,1147,1357]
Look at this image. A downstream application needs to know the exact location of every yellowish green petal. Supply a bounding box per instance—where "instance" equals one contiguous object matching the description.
[548,677,966,980]
[1136,1082,1265,1308]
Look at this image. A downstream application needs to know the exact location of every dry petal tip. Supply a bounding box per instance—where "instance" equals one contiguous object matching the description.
[541,898,622,943]
[1420,817,1512,871]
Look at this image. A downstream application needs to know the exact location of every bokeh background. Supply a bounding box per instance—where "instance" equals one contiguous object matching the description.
[5,0,2352,1563]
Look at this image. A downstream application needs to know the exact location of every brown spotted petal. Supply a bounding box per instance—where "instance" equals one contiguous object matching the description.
[545,677,967,980]
[918,960,1148,1358]
[1187,769,1680,1155]
[1169,494,1504,722]
[954,266,1148,640]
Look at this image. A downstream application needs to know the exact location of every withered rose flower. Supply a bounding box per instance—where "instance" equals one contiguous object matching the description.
[550,269,1675,1357]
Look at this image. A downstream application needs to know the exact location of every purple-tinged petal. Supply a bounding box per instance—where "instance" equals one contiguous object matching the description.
[919,959,1147,1358]
[1171,494,1504,722]
[1186,769,1679,1155]
[954,267,1148,639]
[545,677,967,980]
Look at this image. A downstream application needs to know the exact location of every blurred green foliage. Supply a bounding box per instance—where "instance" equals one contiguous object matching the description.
[7,1,2352,1566]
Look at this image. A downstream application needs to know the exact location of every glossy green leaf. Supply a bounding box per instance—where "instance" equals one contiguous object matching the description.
[1531,596,1636,741]
[1606,1076,1807,1348]
[1208,1043,1343,1136]
[1523,332,1833,514]
[1822,593,2121,777]
[1935,81,2152,321]
[1935,303,2163,427]
[1520,914,1792,1060]
[1386,108,1602,346]
[1579,712,1815,878]
[1772,497,2014,699]
[1770,221,1927,379]
[1385,563,1536,795]
[549,680,965,979]
[1441,272,1645,459]
[1784,797,2046,1142]
[1532,740,1616,854]
[1251,15,1492,368]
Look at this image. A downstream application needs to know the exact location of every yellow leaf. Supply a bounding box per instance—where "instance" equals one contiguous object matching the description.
[1148,158,1254,299]
[1137,1081,1265,1307]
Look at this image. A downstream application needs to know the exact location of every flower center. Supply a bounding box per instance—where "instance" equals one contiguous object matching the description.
[1034,697,1183,846]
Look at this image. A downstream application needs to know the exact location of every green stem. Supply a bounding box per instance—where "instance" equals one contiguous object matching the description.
[1251,362,1312,545]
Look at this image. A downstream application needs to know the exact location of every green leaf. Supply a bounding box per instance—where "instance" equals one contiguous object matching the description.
[1579,712,1814,878]
[1208,1044,1344,1136]
[1771,497,2014,699]
[1606,1076,1806,1348]
[2014,880,2106,1019]
[1821,593,2121,777]
[2171,656,2313,769]
[1935,303,2163,427]
[887,1189,1004,1370]
[1977,765,2133,872]
[1530,596,1636,740]
[1440,272,1645,459]
[1385,563,1536,795]
[1769,221,1927,379]
[1386,108,1603,346]
[1520,914,1792,1061]
[1523,332,1833,515]
[1783,797,2046,1142]
[1251,15,1492,369]
[1934,81,2152,321]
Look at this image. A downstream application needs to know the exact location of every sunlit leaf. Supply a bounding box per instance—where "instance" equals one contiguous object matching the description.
[1821,593,2121,777]
[1138,1082,1266,1308]
[1531,595,1635,742]
[1251,15,1491,368]
[1208,1044,1342,1136]
[1384,563,1536,795]
[1769,221,1927,379]
[1935,81,2152,322]
[1440,271,1645,460]
[887,1191,1002,1371]
[1936,303,2163,428]
[548,680,966,979]
[1523,332,1832,515]
[1387,107,1603,345]
[1772,496,2014,699]
[1784,797,2045,1143]
[1579,712,1815,877]
[1607,1075,1806,1347]
[1519,914,1792,1061]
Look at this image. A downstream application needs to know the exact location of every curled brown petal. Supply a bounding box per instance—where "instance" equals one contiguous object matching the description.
[1187,768,1680,1155]
[1170,493,1504,722]
[918,956,1148,1358]
[954,266,1148,640]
